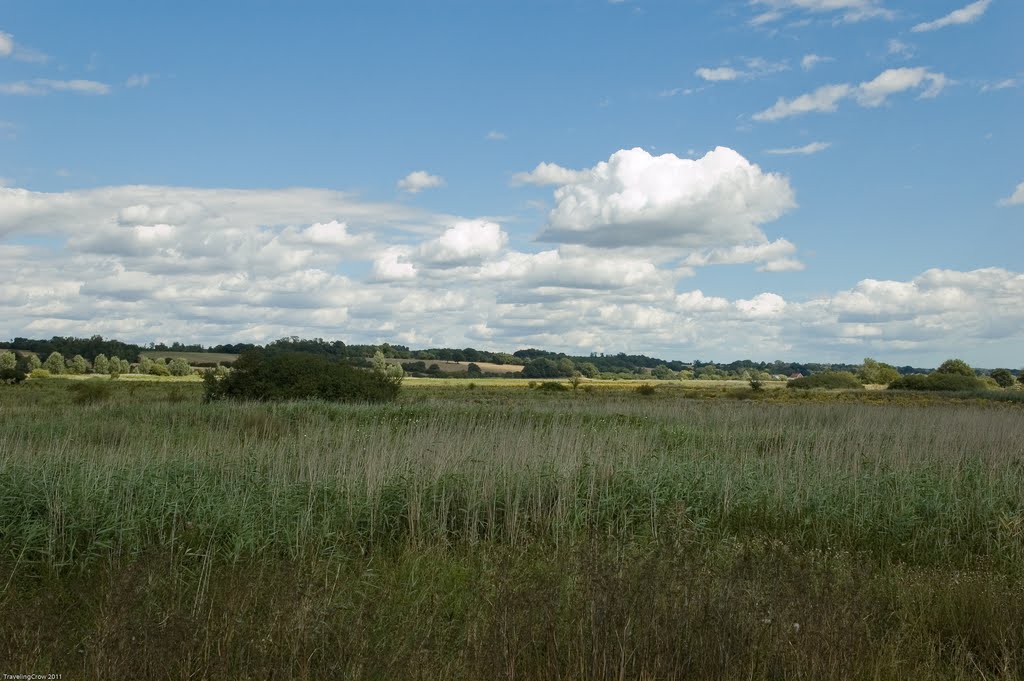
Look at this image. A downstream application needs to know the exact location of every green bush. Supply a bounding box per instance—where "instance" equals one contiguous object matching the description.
[787,371,863,390]
[168,358,193,376]
[889,373,984,392]
[634,383,657,395]
[536,381,569,392]
[68,379,115,404]
[202,350,400,403]
[0,353,31,384]
[990,368,1015,388]
[29,368,51,379]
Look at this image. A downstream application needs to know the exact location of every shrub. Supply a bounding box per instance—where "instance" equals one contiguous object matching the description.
[635,383,657,395]
[203,350,400,403]
[29,368,51,379]
[990,368,1015,388]
[168,358,192,376]
[1,353,31,384]
[68,379,115,404]
[889,373,984,392]
[537,381,569,392]
[787,371,863,390]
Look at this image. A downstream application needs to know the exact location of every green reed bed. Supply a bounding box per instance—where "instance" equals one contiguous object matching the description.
[1,382,1023,678]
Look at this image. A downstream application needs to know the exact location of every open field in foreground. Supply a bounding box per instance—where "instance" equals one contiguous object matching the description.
[1,380,1023,679]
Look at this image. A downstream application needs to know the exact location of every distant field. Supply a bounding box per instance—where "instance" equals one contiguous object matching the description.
[54,373,203,382]
[139,350,239,364]
[388,357,524,374]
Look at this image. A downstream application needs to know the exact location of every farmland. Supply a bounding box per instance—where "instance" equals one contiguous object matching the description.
[139,350,241,365]
[1,378,1023,679]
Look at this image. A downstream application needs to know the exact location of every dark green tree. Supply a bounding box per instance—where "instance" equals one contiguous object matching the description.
[935,359,975,377]
[990,368,1015,388]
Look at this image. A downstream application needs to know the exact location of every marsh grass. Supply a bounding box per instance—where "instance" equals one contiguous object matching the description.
[1,381,1023,678]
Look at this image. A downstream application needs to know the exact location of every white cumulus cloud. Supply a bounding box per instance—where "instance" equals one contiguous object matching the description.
[415,220,508,267]
[684,239,804,272]
[397,170,446,194]
[912,0,991,32]
[999,182,1024,206]
[512,162,589,186]
[525,147,796,250]
[696,67,743,82]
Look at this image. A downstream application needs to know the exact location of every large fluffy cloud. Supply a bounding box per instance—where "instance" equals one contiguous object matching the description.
[524,147,796,249]
[415,220,507,267]
[3,180,1022,365]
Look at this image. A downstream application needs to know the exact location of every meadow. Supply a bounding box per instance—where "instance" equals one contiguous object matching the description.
[1,378,1023,679]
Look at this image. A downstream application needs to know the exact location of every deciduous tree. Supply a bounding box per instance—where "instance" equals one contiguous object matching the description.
[43,352,65,375]
[990,368,1015,388]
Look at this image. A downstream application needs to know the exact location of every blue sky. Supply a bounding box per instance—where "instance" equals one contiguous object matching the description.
[1,0,1022,366]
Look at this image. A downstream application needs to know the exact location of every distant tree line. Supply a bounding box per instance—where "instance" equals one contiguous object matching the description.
[0,336,144,363]
[2,336,1021,388]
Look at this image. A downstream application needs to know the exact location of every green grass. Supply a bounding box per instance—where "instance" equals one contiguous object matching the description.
[2,380,1023,678]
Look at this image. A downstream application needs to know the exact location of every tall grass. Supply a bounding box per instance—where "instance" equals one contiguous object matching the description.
[2,381,1023,678]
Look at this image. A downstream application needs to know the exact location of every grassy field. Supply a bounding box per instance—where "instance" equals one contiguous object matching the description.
[139,350,240,364]
[386,357,525,374]
[1,379,1023,679]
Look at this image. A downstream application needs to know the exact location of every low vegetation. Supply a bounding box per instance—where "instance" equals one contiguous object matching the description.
[787,370,863,390]
[202,349,402,403]
[1,379,1023,678]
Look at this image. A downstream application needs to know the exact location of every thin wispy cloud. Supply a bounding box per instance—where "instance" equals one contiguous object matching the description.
[0,79,111,96]
[800,54,832,71]
[125,74,156,89]
[765,141,831,155]
[749,0,894,26]
[981,78,1019,92]
[887,39,915,59]
[754,67,948,121]
[486,131,507,141]
[912,0,992,32]
[0,29,49,63]
[695,58,788,83]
